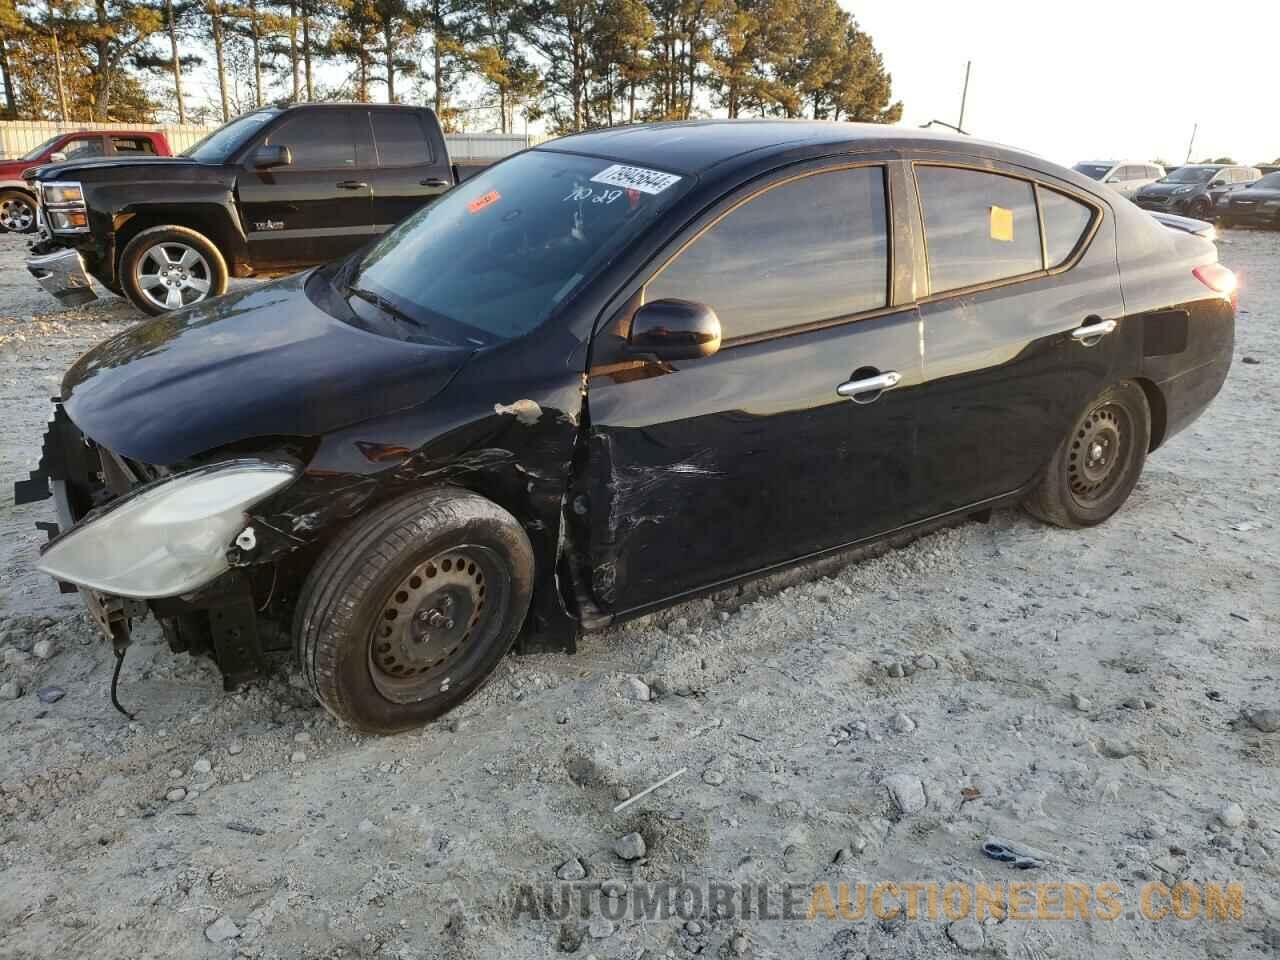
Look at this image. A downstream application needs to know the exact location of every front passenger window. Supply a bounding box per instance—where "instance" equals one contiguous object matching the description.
[264,111,356,170]
[644,166,889,340]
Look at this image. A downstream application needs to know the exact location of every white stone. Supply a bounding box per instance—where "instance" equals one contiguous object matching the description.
[881,773,926,815]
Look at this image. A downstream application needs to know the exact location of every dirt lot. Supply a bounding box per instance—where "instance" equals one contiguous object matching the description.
[0,228,1277,960]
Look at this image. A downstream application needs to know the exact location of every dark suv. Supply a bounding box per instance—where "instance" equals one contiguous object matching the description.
[25,104,474,315]
[1134,164,1261,220]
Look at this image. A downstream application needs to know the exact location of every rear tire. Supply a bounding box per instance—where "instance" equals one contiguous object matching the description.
[1024,381,1150,529]
[118,225,228,315]
[0,190,37,233]
[295,487,535,734]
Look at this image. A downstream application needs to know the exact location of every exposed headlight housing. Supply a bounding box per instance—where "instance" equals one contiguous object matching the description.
[40,180,89,233]
[37,459,298,599]
[1173,186,1193,195]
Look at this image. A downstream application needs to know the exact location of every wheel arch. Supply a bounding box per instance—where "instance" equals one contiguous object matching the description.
[113,203,246,273]
[1133,376,1168,452]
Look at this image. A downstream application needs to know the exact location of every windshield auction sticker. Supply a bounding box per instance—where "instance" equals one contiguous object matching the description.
[590,164,682,195]
[467,190,501,214]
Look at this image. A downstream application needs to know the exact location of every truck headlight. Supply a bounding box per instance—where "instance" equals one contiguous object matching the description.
[42,182,83,204]
[48,210,88,231]
[37,460,298,599]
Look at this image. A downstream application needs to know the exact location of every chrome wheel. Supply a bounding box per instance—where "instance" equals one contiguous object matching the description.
[367,545,510,704]
[134,242,212,310]
[1068,403,1130,505]
[0,195,35,232]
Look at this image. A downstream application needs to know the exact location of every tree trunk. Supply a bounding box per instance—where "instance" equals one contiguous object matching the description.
[210,0,229,120]
[91,0,111,120]
[52,33,69,121]
[167,0,186,123]
[384,20,394,101]
[301,5,313,99]
[250,0,262,107]
[432,23,442,114]
[289,1,300,101]
[0,40,16,119]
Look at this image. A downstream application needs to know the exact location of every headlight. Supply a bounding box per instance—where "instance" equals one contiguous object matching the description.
[42,182,83,204]
[37,459,298,599]
[48,210,88,231]
[1173,186,1193,195]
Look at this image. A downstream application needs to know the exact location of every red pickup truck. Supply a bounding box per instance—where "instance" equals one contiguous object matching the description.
[1,130,172,233]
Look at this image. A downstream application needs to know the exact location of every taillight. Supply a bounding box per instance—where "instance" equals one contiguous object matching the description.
[1193,263,1239,309]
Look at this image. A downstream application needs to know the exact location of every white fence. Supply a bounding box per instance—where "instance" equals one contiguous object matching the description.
[1,119,535,161]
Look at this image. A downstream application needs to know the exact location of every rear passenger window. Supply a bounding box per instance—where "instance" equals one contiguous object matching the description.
[915,166,1041,293]
[371,112,432,166]
[644,166,889,340]
[1038,187,1094,267]
[111,136,156,155]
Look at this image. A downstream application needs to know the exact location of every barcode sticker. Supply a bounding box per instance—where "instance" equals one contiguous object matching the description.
[590,164,682,195]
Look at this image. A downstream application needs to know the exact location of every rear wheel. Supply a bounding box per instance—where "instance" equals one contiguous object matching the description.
[0,190,36,233]
[295,488,534,734]
[119,225,227,315]
[1024,381,1150,529]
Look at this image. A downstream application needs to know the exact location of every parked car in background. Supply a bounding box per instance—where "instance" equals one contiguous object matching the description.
[24,104,492,315]
[1135,164,1261,220]
[0,130,172,234]
[1218,170,1280,228]
[16,122,1237,732]
[1071,160,1164,198]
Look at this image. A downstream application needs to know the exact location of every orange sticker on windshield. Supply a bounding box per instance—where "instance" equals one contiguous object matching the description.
[990,205,1014,242]
[468,190,501,214]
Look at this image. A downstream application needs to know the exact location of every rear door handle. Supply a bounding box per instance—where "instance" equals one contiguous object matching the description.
[336,180,368,190]
[836,370,901,403]
[419,177,450,188]
[1071,319,1117,346]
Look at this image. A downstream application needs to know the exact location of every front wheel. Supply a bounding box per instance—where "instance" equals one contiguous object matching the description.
[118,225,228,315]
[0,190,37,233]
[1024,381,1151,529]
[1188,197,1212,220]
[295,488,535,734]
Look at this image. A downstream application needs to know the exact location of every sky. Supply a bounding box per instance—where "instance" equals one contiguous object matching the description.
[848,0,1279,168]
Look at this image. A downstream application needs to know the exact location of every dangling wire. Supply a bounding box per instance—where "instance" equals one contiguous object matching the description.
[111,646,135,720]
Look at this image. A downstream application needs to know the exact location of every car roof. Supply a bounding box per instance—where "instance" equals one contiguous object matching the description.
[534,119,1043,176]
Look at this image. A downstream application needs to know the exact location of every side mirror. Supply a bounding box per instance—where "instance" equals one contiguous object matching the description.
[1105,175,1121,183]
[628,299,721,361]
[48,151,67,162]
[252,145,292,170]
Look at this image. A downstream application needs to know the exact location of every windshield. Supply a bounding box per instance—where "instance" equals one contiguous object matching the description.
[182,108,279,162]
[1162,166,1217,184]
[1072,163,1113,181]
[18,135,63,161]
[346,151,692,341]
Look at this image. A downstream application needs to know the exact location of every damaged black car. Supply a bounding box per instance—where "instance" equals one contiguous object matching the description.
[16,122,1236,733]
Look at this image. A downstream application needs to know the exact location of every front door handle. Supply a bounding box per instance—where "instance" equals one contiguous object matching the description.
[336,180,369,190]
[419,177,450,188]
[836,370,901,403]
[1071,319,1117,346]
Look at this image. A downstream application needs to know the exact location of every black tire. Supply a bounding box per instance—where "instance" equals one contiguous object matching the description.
[118,225,228,316]
[295,487,535,734]
[0,189,37,233]
[1188,197,1212,221]
[1024,381,1150,529]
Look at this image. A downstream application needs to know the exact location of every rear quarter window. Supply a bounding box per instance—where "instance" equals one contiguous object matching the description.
[915,165,1042,294]
[1038,187,1095,268]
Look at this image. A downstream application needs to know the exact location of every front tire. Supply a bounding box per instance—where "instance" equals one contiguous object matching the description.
[295,488,535,734]
[0,190,37,233]
[1024,381,1150,529]
[118,225,228,315]
[1188,197,1212,220]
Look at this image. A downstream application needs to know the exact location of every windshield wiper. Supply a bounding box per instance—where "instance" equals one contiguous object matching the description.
[346,285,423,328]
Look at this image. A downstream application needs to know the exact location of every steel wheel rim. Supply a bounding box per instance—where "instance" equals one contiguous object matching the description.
[135,242,212,310]
[1068,402,1130,505]
[367,544,510,704]
[0,196,34,231]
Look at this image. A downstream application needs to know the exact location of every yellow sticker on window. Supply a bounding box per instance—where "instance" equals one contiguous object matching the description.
[990,205,1014,242]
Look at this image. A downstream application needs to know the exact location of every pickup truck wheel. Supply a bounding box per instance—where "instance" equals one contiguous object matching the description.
[1024,381,1150,529]
[119,225,227,315]
[0,190,37,233]
[295,487,535,734]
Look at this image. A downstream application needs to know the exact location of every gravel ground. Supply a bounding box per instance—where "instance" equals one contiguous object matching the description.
[0,227,1277,960]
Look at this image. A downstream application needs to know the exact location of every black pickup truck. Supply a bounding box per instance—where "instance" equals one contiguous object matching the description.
[25,103,488,315]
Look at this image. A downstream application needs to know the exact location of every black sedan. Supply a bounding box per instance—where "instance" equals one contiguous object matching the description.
[16,122,1237,733]
[1220,171,1280,228]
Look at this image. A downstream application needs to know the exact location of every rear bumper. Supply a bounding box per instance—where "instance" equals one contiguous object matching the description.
[26,247,99,307]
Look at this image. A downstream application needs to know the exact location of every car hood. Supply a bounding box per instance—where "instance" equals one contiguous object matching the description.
[1139,182,1204,197]
[0,158,41,179]
[61,272,474,465]
[29,156,198,181]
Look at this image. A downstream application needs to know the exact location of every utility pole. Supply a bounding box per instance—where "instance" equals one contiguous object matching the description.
[958,61,971,133]
[1184,122,1198,164]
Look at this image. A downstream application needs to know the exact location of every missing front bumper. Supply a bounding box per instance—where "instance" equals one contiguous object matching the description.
[26,246,99,308]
